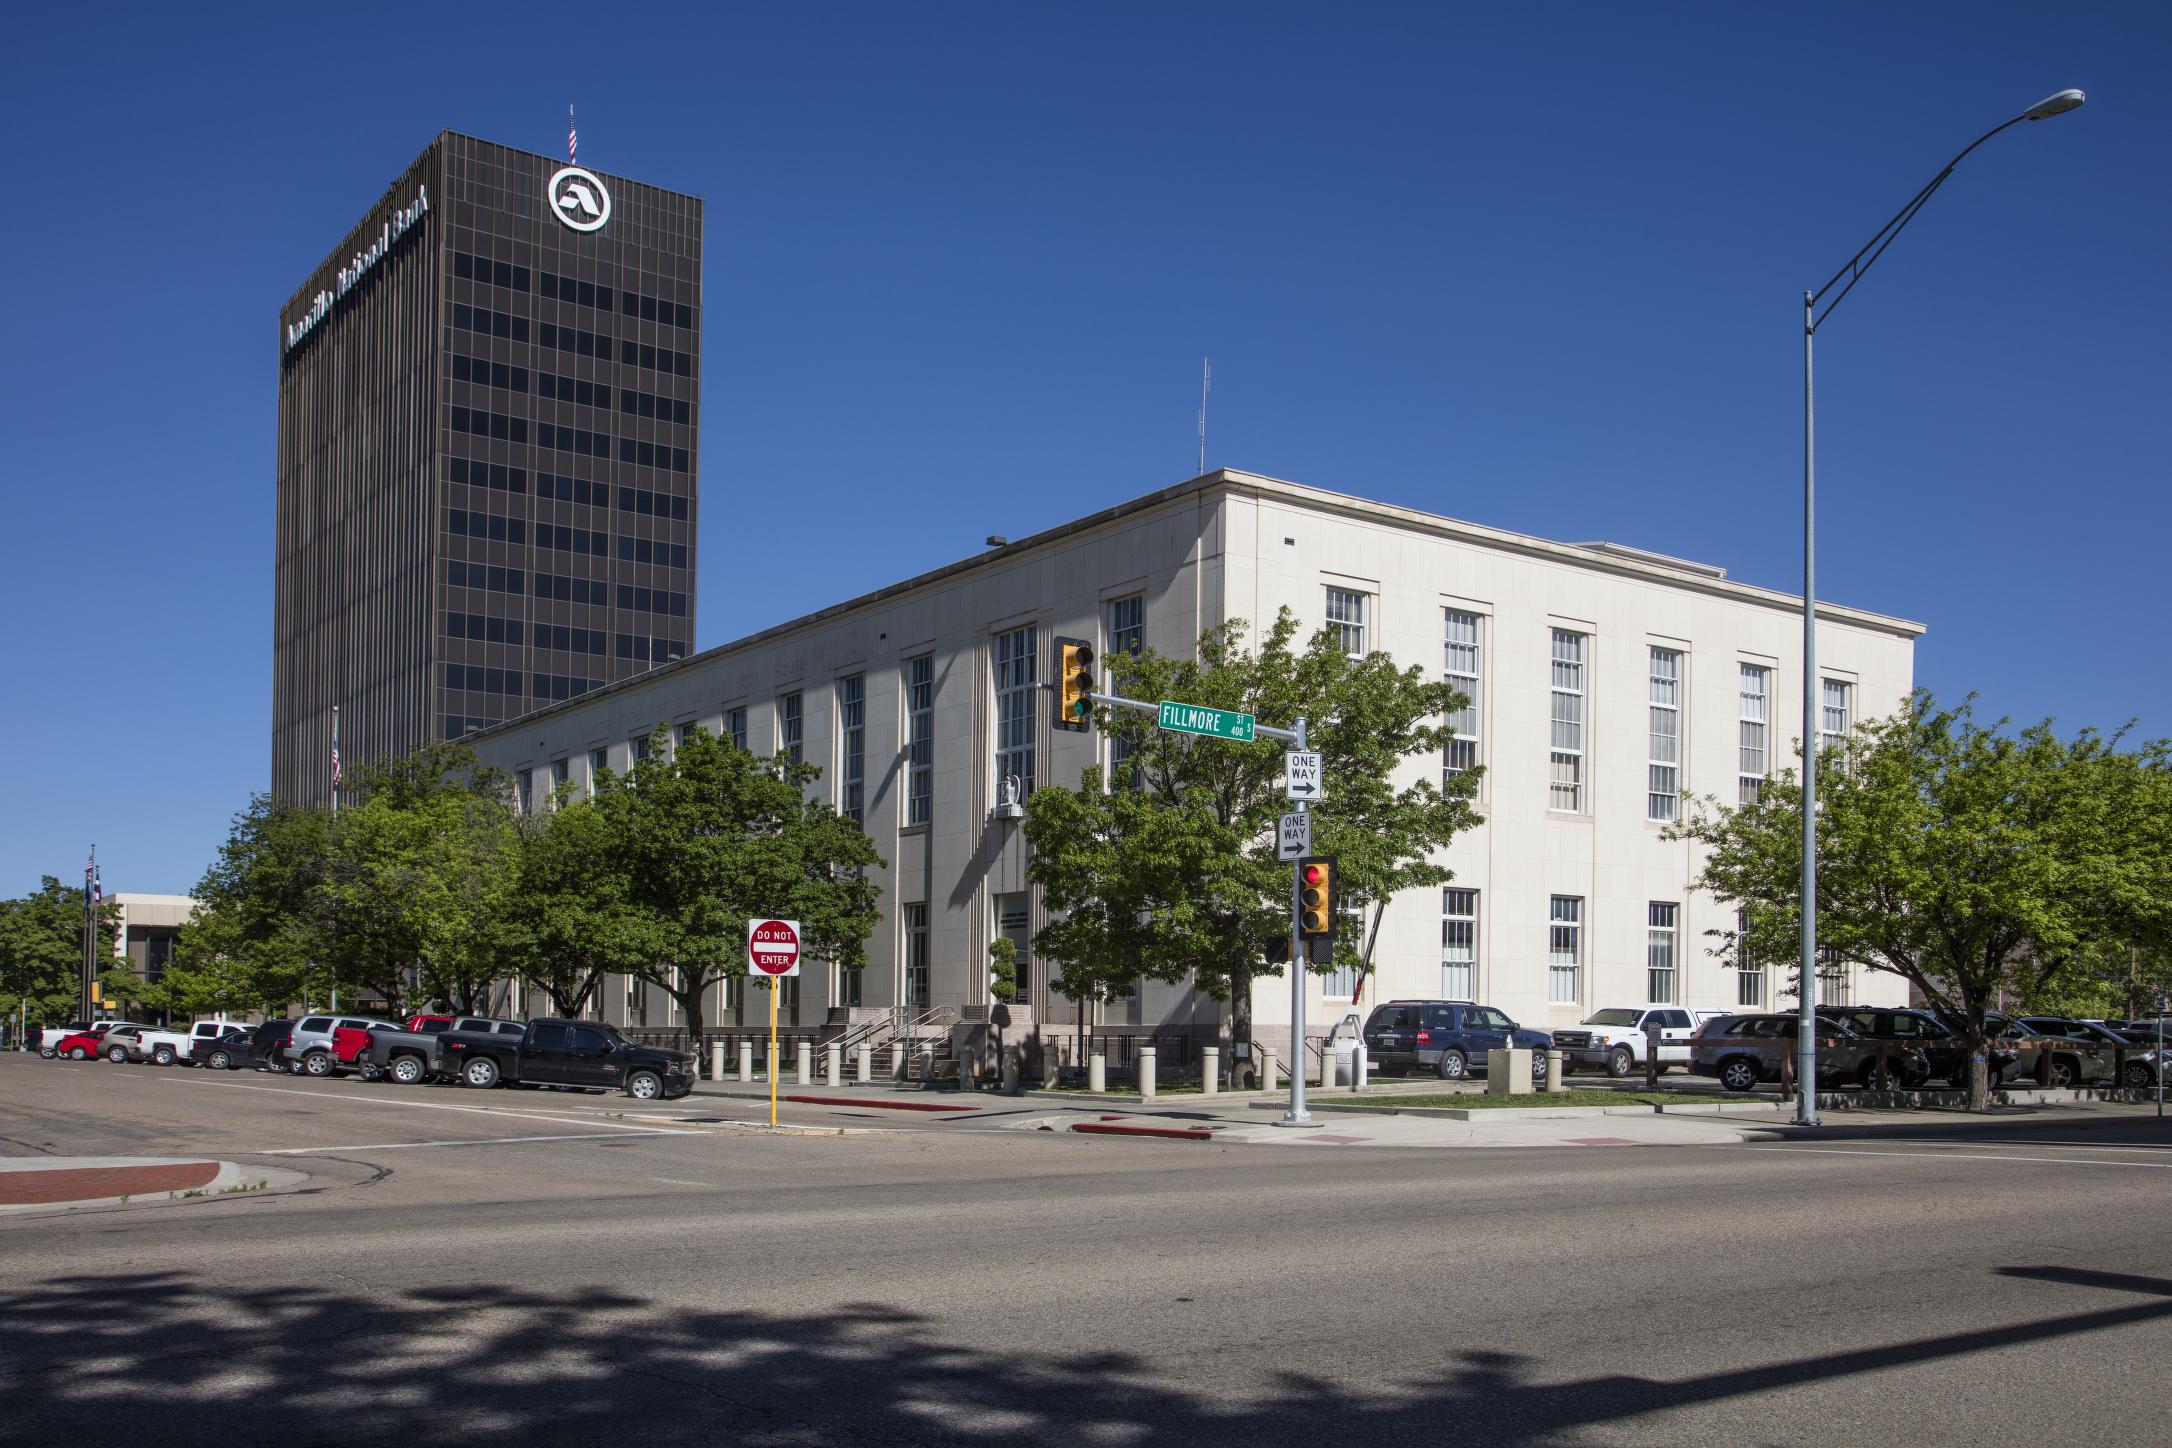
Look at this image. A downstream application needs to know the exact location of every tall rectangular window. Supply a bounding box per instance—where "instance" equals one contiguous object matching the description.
[837,675,865,824]
[1105,596,1144,772]
[588,747,608,795]
[1735,910,1765,1007]
[518,770,535,815]
[1322,960,1357,998]
[1821,678,1853,764]
[1819,947,1851,1007]
[1648,647,1681,822]
[1738,664,1770,804]
[1441,888,1478,999]
[903,903,930,1009]
[905,655,933,826]
[726,707,746,752]
[1550,630,1586,812]
[550,758,569,807]
[1548,896,1582,1004]
[1647,902,1679,1003]
[1443,611,1482,778]
[779,692,803,765]
[994,624,1038,800]
[630,735,650,765]
[1326,588,1368,657]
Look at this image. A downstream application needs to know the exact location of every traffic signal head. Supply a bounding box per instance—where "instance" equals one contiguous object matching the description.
[1298,856,1337,938]
[1055,638,1096,732]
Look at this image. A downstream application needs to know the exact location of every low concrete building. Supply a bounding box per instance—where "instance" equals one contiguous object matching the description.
[467,470,1918,1061]
[108,894,199,995]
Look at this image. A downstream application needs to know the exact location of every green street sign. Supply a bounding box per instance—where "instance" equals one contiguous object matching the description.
[1157,700,1256,743]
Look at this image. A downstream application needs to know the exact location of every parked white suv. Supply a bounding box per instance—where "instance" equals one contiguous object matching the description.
[1552,1006,1727,1077]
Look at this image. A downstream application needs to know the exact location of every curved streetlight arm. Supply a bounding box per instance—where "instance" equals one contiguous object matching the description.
[1807,111,2035,333]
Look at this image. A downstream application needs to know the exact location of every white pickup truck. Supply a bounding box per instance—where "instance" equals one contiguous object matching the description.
[1551,1006,1728,1077]
[130,1018,246,1067]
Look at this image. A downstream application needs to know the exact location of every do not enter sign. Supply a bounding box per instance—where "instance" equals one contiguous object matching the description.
[747,918,802,977]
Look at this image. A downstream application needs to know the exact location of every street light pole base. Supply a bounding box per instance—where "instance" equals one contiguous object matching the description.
[1273,1114,1322,1129]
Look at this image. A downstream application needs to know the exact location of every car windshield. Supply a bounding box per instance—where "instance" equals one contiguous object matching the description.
[1585,1009,1641,1027]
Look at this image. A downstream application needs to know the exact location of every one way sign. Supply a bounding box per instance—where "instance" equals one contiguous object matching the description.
[1284,751,1323,802]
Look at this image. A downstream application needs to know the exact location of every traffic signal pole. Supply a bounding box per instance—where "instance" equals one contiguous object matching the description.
[1284,715,1312,1126]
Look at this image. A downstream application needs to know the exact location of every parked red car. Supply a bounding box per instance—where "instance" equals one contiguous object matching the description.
[329,1024,390,1080]
[52,1026,115,1060]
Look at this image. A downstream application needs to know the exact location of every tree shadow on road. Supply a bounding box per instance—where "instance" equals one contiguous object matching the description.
[2,1263,2168,1446]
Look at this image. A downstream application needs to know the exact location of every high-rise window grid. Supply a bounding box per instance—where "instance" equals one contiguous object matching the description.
[1548,896,1582,1004]
[1821,678,1853,765]
[1739,664,1770,804]
[1550,630,1587,812]
[1444,611,1482,779]
[837,675,865,824]
[1648,647,1682,822]
[1326,588,1368,657]
[994,625,1038,800]
[1647,902,1679,1004]
[905,656,934,826]
[1105,596,1144,773]
[1441,888,1478,1000]
[1735,910,1765,1007]
[779,692,803,765]
[903,903,930,1009]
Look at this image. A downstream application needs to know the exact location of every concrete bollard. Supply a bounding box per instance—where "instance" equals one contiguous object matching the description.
[857,1043,872,1084]
[1545,1048,1565,1093]
[1486,1047,1533,1096]
[1138,1046,1158,1101]
[1261,1048,1279,1091]
[1354,1043,1370,1090]
[891,1041,906,1079]
[738,1039,754,1083]
[1201,1046,1221,1095]
[796,1041,812,1085]
[825,1042,842,1088]
[710,1038,727,1082]
[1089,1053,1106,1093]
[1318,1044,1334,1088]
[1001,1054,1020,1095]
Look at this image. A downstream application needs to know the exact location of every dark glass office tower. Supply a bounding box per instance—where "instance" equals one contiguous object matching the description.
[273,131,701,804]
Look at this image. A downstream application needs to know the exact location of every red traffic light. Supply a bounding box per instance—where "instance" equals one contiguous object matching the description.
[1303,864,1325,885]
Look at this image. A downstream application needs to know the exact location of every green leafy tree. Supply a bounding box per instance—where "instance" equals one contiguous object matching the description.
[0,878,119,1031]
[170,795,335,1014]
[1024,610,1482,1052]
[503,793,642,1018]
[1672,691,2172,1109]
[597,727,885,1047]
[316,744,522,1014]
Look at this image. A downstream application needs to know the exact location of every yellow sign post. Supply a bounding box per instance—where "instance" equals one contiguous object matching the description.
[747,918,802,1129]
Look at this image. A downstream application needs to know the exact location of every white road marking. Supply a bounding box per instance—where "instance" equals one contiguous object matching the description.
[1745,1145,2172,1170]
[651,1177,712,1186]
[255,1131,684,1155]
[184,1079,691,1133]
[1823,1136,2172,1153]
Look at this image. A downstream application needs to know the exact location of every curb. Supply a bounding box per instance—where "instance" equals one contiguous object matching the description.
[1070,1122,1214,1142]
[1243,1099,1789,1122]
[782,1094,977,1113]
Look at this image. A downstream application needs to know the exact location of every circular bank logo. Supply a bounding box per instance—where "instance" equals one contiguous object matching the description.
[548,166,612,233]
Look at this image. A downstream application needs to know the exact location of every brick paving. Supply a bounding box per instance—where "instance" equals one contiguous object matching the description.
[0,1162,219,1205]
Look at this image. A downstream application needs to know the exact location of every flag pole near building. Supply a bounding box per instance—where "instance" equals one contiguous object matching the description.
[331,706,342,815]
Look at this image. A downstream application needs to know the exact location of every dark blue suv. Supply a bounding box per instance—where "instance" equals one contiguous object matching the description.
[1361,1000,1552,1083]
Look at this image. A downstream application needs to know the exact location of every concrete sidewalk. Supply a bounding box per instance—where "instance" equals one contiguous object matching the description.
[0,1156,298,1213]
[1007,1100,1793,1149]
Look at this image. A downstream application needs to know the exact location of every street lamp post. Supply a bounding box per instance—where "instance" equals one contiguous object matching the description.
[1794,88,2085,1126]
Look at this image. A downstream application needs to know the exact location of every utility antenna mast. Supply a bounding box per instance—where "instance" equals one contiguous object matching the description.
[1197,357,1211,476]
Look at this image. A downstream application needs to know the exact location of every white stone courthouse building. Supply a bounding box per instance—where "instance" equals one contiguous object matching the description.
[466,470,1918,1065]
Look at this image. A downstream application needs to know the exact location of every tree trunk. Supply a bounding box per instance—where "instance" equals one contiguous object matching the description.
[1228,960,1254,1058]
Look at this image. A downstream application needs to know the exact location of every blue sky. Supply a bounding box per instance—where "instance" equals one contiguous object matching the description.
[4,3,2165,896]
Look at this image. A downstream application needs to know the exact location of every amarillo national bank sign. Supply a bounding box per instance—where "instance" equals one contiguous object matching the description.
[283,188,432,354]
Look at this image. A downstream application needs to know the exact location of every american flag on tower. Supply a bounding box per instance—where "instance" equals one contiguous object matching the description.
[88,846,100,906]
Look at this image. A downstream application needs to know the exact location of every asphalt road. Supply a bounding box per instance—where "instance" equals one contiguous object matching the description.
[5,1054,2171,1446]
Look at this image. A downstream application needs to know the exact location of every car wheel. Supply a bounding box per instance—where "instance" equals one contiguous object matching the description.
[303,1051,336,1077]
[67,1046,89,1061]
[1435,1049,1468,1081]
[390,1055,426,1085]
[208,1050,231,1070]
[107,1046,129,1063]
[463,1056,501,1088]
[39,1045,56,1059]
[1719,1057,1761,1094]
[1607,1046,1635,1078]
[2123,1062,2154,1090]
[626,1071,664,1100]
[2049,1056,2078,1089]
[153,1046,176,1067]
[289,1058,306,1075]
[1530,1053,1549,1085]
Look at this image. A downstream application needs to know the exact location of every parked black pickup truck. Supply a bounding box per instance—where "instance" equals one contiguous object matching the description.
[440,1018,695,1100]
